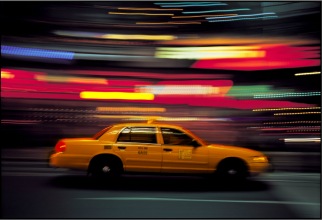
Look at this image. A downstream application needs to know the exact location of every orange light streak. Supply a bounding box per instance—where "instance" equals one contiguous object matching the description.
[172,14,237,18]
[109,12,174,16]
[118,7,183,11]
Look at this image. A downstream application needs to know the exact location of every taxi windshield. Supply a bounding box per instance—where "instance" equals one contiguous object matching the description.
[93,126,112,139]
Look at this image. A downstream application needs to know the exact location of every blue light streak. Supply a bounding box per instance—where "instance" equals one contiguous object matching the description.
[1,45,75,60]
[183,8,250,14]
[208,16,278,22]
[206,12,277,19]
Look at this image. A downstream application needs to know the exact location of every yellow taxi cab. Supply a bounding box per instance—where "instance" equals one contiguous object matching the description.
[49,121,271,181]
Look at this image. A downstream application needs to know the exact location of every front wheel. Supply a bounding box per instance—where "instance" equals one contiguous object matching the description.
[216,159,248,182]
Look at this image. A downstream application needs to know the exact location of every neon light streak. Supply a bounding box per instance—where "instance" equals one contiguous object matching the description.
[254,92,321,99]
[209,16,278,22]
[1,71,15,79]
[101,34,176,40]
[108,12,174,16]
[172,14,237,18]
[96,107,166,112]
[206,12,276,19]
[274,112,321,116]
[253,107,321,111]
[1,45,74,60]
[159,3,227,7]
[183,8,250,14]
[117,7,183,11]
[295,71,321,76]
[80,92,154,100]
[136,21,201,25]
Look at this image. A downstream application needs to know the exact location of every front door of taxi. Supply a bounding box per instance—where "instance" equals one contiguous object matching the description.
[115,127,162,173]
[160,127,210,174]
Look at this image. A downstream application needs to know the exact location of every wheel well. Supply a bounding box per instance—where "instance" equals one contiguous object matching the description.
[216,157,249,171]
[88,154,124,173]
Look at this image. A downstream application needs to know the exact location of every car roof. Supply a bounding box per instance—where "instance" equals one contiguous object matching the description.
[111,122,185,130]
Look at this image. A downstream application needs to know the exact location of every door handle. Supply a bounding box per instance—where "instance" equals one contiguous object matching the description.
[163,148,172,152]
[118,146,126,150]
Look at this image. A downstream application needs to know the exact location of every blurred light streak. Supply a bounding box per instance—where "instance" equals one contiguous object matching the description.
[35,75,108,85]
[80,92,154,100]
[227,85,294,98]
[136,85,221,95]
[117,7,183,11]
[108,12,174,16]
[206,12,276,19]
[154,2,227,6]
[1,46,74,60]
[101,34,176,40]
[208,16,278,22]
[253,107,321,112]
[136,21,201,25]
[182,8,250,14]
[295,71,321,76]
[172,14,237,18]
[254,92,321,99]
[1,71,15,79]
[264,121,321,125]
[96,107,166,113]
[94,115,230,122]
[159,3,227,7]
[274,112,321,116]
[156,46,265,60]
[281,138,320,143]
[1,119,41,125]
[159,37,320,46]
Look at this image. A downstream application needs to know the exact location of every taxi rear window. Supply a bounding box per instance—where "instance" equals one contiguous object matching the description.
[93,126,112,139]
[117,127,157,144]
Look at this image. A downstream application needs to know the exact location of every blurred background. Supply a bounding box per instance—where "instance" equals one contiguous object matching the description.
[1,1,321,155]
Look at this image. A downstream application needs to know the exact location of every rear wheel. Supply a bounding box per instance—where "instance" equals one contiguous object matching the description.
[216,159,248,182]
[89,157,123,180]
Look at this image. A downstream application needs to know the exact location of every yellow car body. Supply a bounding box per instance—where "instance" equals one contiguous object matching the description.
[49,122,271,180]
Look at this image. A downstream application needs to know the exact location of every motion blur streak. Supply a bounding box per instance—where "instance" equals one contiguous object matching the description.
[96,107,166,113]
[282,138,321,143]
[108,12,174,16]
[80,91,155,100]
[101,34,176,40]
[117,7,183,11]
[172,14,238,18]
[35,75,108,85]
[1,71,15,79]
[182,8,250,14]
[295,71,321,76]
[1,45,74,60]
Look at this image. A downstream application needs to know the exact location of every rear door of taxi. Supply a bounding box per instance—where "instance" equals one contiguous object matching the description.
[115,126,162,173]
[160,127,210,174]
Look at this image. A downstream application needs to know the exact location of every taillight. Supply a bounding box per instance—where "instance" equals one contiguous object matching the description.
[55,141,66,153]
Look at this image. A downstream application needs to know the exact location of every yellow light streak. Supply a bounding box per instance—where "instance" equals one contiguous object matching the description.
[253,107,321,111]
[101,34,176,41]
[35,75,108,85]
[80,92,154,100]
[109,12,174,16]
[172,14,237,18]
[117,7,183,11]
[96,107,166,112]
[274,112,321,116]
[295,71,321,76]
[1,71,15,79]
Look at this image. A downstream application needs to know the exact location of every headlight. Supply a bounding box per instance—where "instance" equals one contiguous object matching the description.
[251,156,268,162]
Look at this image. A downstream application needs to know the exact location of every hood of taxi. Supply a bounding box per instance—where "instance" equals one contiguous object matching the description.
[207,144,264,156]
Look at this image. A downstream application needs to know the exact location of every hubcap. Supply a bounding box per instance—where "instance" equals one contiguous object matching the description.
[228,169,237,175]
[102,166,111,173]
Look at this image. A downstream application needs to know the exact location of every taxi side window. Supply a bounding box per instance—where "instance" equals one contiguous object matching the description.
[117,127,157,144]
[161,128,194,146]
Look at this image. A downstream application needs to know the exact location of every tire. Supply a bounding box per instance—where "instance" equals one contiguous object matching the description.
[216,159,248,182]
[89,157,122,179]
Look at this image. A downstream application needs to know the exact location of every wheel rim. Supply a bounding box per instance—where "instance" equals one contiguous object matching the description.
[102,165,111,173]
